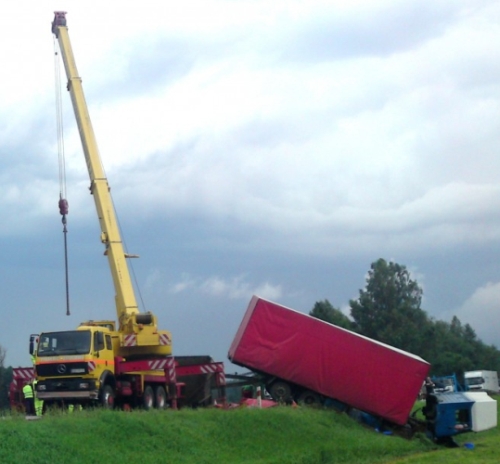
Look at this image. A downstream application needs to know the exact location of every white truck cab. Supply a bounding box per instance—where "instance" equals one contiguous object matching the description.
[464,370,499,394]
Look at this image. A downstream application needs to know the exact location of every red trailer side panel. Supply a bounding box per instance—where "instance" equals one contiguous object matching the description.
[229,296,430,425]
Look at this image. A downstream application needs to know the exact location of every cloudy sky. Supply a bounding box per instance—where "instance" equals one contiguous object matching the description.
[1,0,500,369]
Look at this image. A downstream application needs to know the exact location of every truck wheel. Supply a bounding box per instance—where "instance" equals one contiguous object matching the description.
[100,385,115,409]
[155,386,167,409]
[143,385,154,410]
[297,390,321,406]
[269,381,292,403]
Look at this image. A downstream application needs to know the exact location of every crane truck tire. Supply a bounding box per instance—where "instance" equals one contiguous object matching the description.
[154,386,167,409]
[142,385,155,410]
[100,385,115,409]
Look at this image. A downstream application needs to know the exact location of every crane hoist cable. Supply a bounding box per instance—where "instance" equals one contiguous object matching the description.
[54,37,70,316]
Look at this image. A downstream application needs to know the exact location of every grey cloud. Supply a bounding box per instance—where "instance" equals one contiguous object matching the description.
[277,2,459,63]
[81,36,198,101]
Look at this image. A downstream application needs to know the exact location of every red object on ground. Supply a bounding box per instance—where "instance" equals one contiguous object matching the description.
[228,296,430,425]
[240,398,277,408]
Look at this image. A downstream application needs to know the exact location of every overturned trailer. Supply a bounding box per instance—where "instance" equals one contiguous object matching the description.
[229,296,429,425]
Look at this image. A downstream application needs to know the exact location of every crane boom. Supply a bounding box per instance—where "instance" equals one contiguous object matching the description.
[51,12,171,354]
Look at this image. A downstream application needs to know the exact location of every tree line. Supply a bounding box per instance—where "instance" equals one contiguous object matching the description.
[310,258,500,379]
[0,346,11,409]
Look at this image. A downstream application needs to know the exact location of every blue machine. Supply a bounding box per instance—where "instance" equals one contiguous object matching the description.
[431,373,463,393]
[423,392,473,445]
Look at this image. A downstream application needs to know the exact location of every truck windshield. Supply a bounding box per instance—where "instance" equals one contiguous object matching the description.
[465,377,484,386]
[37,331,91,356]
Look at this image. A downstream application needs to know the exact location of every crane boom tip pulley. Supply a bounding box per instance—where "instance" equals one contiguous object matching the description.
[52,11,67,37]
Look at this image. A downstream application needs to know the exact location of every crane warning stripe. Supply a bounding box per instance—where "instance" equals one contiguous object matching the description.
[12,368,35,386]
[159,334,171,345]
[87,361,96,372]
[124,335,137,346]
[14,368,35,379]
[148,359,168,370]
[166,358,176,382]
[217,372,226,385]
[200,365,221,374]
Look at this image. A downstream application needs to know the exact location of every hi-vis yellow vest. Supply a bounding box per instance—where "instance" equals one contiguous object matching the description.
[22,384,34,399]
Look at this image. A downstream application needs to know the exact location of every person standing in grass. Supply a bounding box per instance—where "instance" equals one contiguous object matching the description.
[33,380,44,416]
[22,381,35,416]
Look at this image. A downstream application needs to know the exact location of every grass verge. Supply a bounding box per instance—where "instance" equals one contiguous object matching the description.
[0,399,497,464]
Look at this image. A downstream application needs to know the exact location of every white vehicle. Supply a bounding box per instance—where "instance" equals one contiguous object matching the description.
[464,370,499,394]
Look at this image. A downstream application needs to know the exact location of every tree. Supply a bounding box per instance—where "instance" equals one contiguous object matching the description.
[309,300,353,330]
[463,323,477,343]
[317,257,500,377]
[349,258,428,353]
[0,345,9,409]
[0,366,12,410]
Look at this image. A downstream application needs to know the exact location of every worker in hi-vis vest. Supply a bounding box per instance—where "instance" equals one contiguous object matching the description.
[33,380,44,416]
[22,381,35,416]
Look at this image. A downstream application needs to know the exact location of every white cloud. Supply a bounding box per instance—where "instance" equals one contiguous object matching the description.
[55,0,497,260]
[453,282,500,346]
[5,1,500,246]
[169,273,282,301]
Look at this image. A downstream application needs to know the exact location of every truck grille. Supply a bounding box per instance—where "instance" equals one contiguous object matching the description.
[37,362,88,377]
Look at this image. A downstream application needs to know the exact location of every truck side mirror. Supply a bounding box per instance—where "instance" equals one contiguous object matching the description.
[29,334,39,356]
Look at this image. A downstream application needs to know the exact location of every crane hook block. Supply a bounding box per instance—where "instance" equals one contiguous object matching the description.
[59,198,69,216]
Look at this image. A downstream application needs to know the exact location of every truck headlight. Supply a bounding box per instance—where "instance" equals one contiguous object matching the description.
[78,383,89,389]
[38,385,46,391]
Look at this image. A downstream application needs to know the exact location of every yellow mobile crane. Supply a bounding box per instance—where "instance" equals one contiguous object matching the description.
[30,12,225,409]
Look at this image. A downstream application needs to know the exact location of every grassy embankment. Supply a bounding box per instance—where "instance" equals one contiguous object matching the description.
[0,400,498,464]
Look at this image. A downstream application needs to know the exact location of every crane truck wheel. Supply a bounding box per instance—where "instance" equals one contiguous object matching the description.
[100,385,115,409]
[269,381,293,403]
[142,385,154,410]
[297,390,321,406]
[154,386,167,409]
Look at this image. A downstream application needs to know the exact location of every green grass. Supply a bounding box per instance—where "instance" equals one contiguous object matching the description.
[0,400,497,464]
